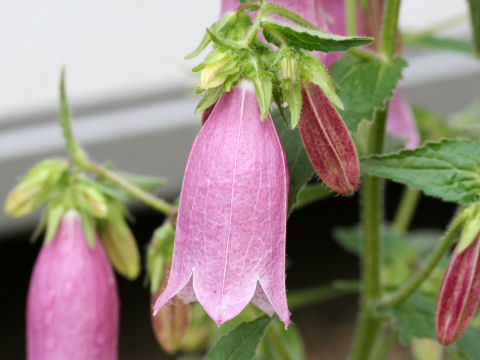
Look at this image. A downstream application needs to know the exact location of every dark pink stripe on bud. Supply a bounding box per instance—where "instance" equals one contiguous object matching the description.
[436,235,480,345]
[299,83,359,195]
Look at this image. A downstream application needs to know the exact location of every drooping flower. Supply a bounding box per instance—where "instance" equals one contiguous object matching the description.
[436,234,480,345]
[153,80,290,327]
[27,210,119,360]
[319,0,420,149]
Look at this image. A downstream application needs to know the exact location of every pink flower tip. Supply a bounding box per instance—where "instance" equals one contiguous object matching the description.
[153,80,291,327]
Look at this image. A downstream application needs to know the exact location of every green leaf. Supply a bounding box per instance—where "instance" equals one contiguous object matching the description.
[205,315,272,360]
[293,182,331,211]
[467,0,480,56]
[195,85,224,114]
[261,20,373,52]
[282,81,302,128]
[380,294,480,359]
[330,55,407,131]
[361,139,480,204]
[261,320,306,360]
[272,108,314,215]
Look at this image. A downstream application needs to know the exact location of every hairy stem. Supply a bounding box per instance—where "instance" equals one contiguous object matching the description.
[82,161,176,216]
[392,187,421,234]
[349,0,402,358]
[350,108,388,360]
[346,0,358,35]
[381,213,466,307]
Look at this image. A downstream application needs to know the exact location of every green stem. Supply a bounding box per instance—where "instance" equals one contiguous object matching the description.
[349,108,388,360]
[350,1,402,357]
[392,187,421,234]
[379,0,401,59]
[370,326,398,360]
[265,324,293,360]
[381,213,466,307]
[82,161,176,216]
[287,280,360,309]
[346,0,358,35]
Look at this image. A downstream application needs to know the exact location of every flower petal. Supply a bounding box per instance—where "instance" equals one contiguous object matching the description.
[154,81,290,327]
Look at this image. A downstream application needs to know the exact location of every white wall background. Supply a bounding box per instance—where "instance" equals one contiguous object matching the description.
[0,0,479,232]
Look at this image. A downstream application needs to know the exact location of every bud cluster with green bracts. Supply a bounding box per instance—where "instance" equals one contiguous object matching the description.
[190,0,371,123]
[189,0,372,195]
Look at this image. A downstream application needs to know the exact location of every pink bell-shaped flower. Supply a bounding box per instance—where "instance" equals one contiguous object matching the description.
[436,235,480,345]
[27,210,120,360]
[153,80,290,327]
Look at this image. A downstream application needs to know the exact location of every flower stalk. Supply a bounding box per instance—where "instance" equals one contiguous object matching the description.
[350,0,402,358]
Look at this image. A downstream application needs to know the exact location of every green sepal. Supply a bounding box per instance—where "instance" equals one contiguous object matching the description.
[186,26,216,60]
[44,199,67,244]
[74,182,108,219]
[195,85,224,114]
[5,158,69,217]
[207,28,245,50]
[80,209,96,248]
[242,53,272,119]
[98,200,140,279]
[282,81,302,128]
[457,203,480,252]
[147,221,175,294]
[299,53,343,110]
[261,20,373,52]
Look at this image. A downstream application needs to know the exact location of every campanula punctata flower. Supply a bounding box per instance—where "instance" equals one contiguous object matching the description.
[153,80,290,327]
[27,210,119,360]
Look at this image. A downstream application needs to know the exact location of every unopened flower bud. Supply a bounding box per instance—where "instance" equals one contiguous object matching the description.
[200,60,229,89]
[27,210,119,359]
[97,204,140,280]
[279,51,299,90]
[5,159,68,217]
[436,234,480,345]
[299,83,359,194]
[151,261,189,354]
[75,183,108,218]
